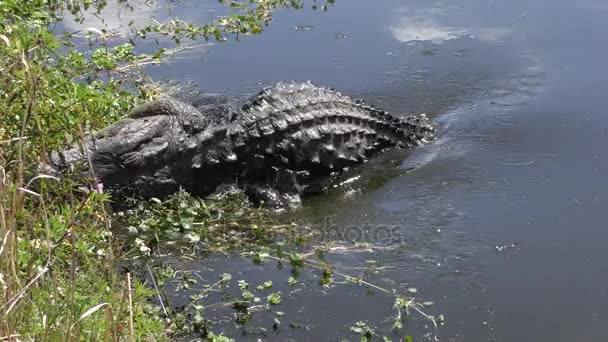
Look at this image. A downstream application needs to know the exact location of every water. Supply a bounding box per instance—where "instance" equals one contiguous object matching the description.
[68,0,608,340]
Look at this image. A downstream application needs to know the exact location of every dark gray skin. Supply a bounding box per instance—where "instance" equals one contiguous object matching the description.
[46,82,438,207]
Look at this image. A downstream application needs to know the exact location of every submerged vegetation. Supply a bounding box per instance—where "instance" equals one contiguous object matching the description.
[0,0,440,340]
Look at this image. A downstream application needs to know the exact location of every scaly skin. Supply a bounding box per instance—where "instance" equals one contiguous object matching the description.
[46,82,437,206]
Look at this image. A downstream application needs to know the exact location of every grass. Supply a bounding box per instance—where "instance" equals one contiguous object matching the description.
[0,1,159,338]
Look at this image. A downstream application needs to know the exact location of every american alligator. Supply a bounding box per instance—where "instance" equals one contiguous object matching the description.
[46,81,437,207]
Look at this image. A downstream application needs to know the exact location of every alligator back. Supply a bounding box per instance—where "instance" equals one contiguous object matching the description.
[224,82,437,195]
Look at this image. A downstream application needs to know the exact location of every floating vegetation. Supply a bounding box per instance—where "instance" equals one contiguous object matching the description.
[113,188,444,339]
[118,189,313,252]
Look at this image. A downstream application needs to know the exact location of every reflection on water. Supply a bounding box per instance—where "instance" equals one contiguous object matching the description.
[389,2,513,45]
[390,17,511,44]
[391,17,468,44]
[60,0,219,33]
[76,0,608,340]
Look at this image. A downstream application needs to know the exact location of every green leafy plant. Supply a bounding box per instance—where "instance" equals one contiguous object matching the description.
[350,321,375,342]
[266,292,282,305]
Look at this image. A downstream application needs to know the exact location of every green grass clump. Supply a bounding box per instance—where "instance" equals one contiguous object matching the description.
[0,1,154,338]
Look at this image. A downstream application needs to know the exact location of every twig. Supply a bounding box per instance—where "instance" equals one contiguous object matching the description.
[0,137,27,144]
[2,265,49,316]
[412,306,438,328]
[266,254,392,294]
[187,276,229,310]
[114,44,210,73]
[146,264,170,319]
[126,273,136,342]
[0,228,11,258]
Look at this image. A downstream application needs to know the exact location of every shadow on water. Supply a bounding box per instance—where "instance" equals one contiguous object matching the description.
[70,0,608,340]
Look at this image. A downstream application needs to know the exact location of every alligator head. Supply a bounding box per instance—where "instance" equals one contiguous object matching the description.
[45,97,226,197]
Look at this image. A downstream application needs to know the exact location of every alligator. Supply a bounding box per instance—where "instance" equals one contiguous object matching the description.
[46,81,437,207]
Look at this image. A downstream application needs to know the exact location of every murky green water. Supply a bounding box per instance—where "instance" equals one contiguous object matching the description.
[69,0,608,340]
